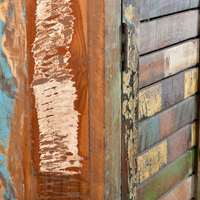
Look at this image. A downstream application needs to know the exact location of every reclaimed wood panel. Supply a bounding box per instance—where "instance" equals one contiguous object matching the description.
[140,10,200,54]
[168,123,196,163]
[122,0,140,199]
[137,141,167,184]
[139,68,198,121]
[0,0,34,199]
[139,39,199,89]
[159,176,194,200]
[138,95,197,153]
[105,0,122,198]
[140,0,199,20]
[137,150,195,200]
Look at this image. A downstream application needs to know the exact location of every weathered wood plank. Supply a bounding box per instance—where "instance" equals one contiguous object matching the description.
[168,123,196,163]
[138,95,197,154]
[139,68,198,121]
[137,141,167,184]
[140,10,200,54]
[137,150,195,200]
[159,176,194,200]
[140,0,199,20]
[105,0,121,198]
[122,0,140,199]
[139,39,199,89]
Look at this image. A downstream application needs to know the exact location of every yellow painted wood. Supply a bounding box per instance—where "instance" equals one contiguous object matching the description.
[139,84,162,120]
[137,140,167,184]
[191,122,196,147]
[185,68,198,99]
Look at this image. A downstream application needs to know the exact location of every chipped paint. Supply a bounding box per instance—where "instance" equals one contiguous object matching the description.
[191,122,196,147]
[164,40,199,76]
[137,140,167,184]
[139,84,162,120]
[184,68,198,99]
[32,0,82,174]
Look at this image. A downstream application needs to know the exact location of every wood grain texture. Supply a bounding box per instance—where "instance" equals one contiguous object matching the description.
[139,68,198,121]
[140,0,199,20]
[139,39,199,89]
[140,10,200,54]
[138,95,197,154]
[137,141,167,185]
[0,0,34,199]
[105,0,121,199]
[88,0,105,199]
[137,150,195,200]
[159,176,194,200]
[122,0,140,199]
[168,123,196,163]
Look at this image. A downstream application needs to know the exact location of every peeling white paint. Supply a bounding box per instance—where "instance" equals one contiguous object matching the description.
[32,0,82,174]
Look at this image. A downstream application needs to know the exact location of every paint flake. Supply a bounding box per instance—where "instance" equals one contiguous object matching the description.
[32,0,82,174]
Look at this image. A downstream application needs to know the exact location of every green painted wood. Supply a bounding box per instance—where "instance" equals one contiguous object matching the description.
[137,150,195,200]
[140,0,199,20]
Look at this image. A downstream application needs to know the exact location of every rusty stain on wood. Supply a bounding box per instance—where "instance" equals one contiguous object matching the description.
[122,0,140,199]
[191,122,196,147]
[137,141,167,185]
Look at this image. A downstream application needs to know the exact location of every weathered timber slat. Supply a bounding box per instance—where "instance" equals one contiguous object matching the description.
[159,176,194,200]
[139,39,199,89]
[140,0,199,20]
[138,95,197,154]
[137,141,168,185]
[140,10,200,54]
[137,150,195,200]
[137,122,195,184]
[122,0,140,199]
[139,68,198,121]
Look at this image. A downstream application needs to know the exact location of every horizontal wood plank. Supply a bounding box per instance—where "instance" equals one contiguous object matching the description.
[139,68,198,121]
[137,141,168,184]
[168,123,196,163]
[140,0,199,20]
[138,96,197,153]
[139,39,199,89]
[159,176,194,200]
[137,150,195,200]
[140,10,200,54]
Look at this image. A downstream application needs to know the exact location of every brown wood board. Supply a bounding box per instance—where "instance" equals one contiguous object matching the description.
[139,39,199,89]
[140,10,200,54]
[140,0,199,20]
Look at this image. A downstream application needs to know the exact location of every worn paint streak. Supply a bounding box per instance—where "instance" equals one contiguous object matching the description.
[184,68,198,99]
[32,0,82,174]
[137,141,167,184]
[164,40,199,76]
[139,84,162,120]
[191,122,196,147]
[122,0,140,199]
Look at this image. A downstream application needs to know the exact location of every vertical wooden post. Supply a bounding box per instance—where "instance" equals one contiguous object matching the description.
[122,0,140,199]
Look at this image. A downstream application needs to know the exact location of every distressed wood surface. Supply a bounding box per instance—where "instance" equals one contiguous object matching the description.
[137,141,167,185]
[139,39,199,89]
[138,95,197,153]
[122,0,140,199]
[140,10,200,54]
[105,0,121,199]
[139,68,198,121]
[0,0,34,199]
[140,0,199,20]
[159,176,194,200]
[168,123,196,163]
[137,150,195,200]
